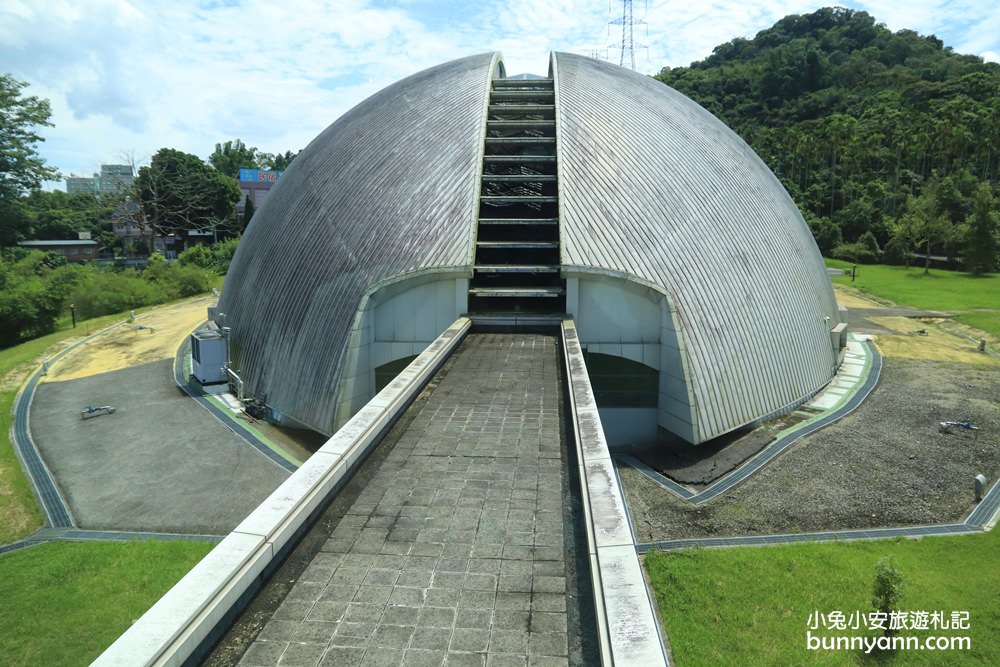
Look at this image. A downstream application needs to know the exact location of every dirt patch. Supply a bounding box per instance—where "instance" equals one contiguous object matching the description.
[0,338,80,392]
[834,284,886,309]
[43,297,215,383]
[869,316,1000,365]
[621,358,1000,541]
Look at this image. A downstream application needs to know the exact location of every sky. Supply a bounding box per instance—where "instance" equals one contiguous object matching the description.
[2,0,998,190]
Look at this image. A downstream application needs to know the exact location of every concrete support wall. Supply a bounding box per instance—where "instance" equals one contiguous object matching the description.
[333,274,468,431]
[566,272,696,446]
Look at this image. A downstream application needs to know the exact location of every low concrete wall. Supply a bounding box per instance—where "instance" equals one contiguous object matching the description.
[93,317,471,667]
[561,319,670,666]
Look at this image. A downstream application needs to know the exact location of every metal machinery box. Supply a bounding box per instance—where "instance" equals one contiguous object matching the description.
[191,329,228,384]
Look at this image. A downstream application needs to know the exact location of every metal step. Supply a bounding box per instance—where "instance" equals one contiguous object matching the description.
[485,137,556,144]
[480,196,557,204]
[492,78,553,88]
[478,218,558,225]
[469,287,565,297]
[481,174,557,183]
[476,241,558,249]
[491,90,555,102]
[488,104,555,114]
[474,265,560,273]
[483,155,556,164]
[487,120,556,130]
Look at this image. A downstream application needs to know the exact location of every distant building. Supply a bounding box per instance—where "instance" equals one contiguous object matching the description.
[66,175,97,195]
[18,239,99,263]
[236,169,282,216]
[111,198,151,238]
[64,164,133,196]
[99,164,134,195]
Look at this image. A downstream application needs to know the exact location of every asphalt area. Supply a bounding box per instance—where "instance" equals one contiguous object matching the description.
[28,298,290,534]
[622,285,1000,540]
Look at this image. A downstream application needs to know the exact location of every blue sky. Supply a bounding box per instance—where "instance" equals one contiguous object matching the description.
[1,0,998,189]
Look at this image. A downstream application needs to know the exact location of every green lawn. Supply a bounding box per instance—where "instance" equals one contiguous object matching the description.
[0,541,213,665]
[826,260,1000,337]
[647,527,998,666]
[0,295,220,664]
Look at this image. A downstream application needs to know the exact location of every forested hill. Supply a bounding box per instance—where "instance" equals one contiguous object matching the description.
[656,7,1000,270]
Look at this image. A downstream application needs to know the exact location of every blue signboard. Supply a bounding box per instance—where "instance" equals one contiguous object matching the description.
[238,169,283,183]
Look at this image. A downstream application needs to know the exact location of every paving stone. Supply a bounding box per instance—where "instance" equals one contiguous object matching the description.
[410,626,453,649]
[401,648,447,667]
[241,640,288,665]
[355,585,393,606]
[489,629,528,654]
[451,627,491,653]
[454,607,493,630]
[370,623,415,649]
[306,601,348,623]
[318,646,365,665]
[278,641,327,666]
[290,620,337,644]
[486,655,527,667]
[492,610,530,631]
[359,646,404,666]
[256,620,301,642]
[447,652,487,667]
[417,606,456,628]
[527,632,567,657]
[381,605,420,626]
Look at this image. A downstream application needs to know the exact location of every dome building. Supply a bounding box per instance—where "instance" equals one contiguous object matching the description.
[217,51,845,446]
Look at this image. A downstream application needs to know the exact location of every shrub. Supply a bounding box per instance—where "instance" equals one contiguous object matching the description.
[871,557,904,637]
[831,242,878,264]
[177,244,214,270]
[69,269,159,320]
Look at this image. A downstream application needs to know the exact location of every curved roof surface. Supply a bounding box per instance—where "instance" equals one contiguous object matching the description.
[553,52,838,439]
[220,51,838,440]
[220,53,497,429]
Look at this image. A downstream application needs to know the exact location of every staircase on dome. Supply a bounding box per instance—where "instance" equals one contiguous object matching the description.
[468,76,566,315]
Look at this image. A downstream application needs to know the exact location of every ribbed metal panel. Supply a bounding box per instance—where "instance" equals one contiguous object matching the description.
[553,52,839,442]
[219,53,498,434]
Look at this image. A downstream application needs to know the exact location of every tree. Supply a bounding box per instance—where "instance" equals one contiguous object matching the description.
[208,139,266,179]
[965,184,998,274]
[1,74,58,245]
[898,189,952,273]
[267,150,299,171]
[241,195,254,232]
[871,558,904,637]
[136,148,240,248]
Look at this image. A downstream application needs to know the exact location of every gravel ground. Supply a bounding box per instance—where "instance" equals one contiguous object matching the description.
[622,357,1000,542]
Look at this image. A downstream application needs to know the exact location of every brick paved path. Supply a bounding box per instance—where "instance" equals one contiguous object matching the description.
[236,333,592,666]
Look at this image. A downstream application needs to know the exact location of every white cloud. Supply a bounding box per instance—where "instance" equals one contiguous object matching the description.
[0,0,996,188]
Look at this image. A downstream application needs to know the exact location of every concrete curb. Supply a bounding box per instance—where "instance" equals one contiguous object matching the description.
[561,320,669,666]
[92,317,471,667]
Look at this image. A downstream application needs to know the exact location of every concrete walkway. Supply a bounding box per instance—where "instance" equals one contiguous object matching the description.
[232,333,595,666]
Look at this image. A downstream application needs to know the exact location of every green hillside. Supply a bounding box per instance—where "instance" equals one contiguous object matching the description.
[657,7,1000,271]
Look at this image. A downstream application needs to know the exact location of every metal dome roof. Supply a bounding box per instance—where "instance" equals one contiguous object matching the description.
[219,51,839,441]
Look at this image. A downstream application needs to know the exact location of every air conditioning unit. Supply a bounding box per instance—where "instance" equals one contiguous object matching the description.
[191,329,227,385]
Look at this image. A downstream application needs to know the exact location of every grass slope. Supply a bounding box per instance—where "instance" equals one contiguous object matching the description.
[825,260,1000,338]
[0,541,213,665]
[647,528,998,666]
